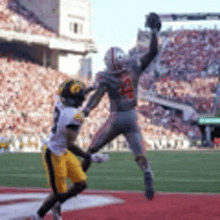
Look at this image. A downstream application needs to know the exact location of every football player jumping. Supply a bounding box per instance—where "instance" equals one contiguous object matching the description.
[80,13,161,200]
[30,80,109,220]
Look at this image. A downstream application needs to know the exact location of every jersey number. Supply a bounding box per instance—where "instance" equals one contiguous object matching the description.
[51,107,60,134]
[120,75,134,100]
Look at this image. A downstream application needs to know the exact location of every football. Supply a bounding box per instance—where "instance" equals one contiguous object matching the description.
[145,12,162,31]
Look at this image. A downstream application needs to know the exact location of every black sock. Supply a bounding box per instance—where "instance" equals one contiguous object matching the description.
[59,182,87,204]
[37,195,58,218]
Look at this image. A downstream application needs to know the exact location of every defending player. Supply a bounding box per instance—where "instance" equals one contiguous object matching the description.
[31,79,109,220]
[80,13,161,200]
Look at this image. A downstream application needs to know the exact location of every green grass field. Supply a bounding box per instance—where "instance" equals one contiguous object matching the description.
[0,151,220,193]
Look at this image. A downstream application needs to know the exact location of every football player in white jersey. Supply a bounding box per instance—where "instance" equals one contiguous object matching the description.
[31,79,109,220]
[80,12,161,200]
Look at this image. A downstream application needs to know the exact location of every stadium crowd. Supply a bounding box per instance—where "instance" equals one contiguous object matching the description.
[153,75,218,113]
[160,29,220,74]
[0,56,200,151]
[0,0,57,37]
[0,57,69,149]
[2,1,220,150]
[137,29,220,114]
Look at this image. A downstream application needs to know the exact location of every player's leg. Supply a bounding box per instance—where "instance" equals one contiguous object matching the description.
[50,151,88,220]
[88,114,119,153]
[125,131,154,199]
[123,111,154,200]
[82,114,119,172]
[135,154,154,200]
[59,150,88,204]
[51,181,87,219]
[36,147,68,219]
[36,192,59,219]
[44,151,88,219]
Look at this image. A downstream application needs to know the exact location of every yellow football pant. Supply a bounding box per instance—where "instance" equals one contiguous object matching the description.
[43,146,87,193]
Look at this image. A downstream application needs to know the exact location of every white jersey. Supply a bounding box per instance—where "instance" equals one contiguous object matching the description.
[0,136,8,143]
[45,101,81,156]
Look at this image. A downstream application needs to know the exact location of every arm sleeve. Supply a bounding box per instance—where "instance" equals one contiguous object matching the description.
[67,142,90,159]
[140,31,158,72]
[65,126,90,159]
[83,77,108,116]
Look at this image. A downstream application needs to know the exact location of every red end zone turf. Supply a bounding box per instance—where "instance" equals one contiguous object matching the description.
[1,187,220,220]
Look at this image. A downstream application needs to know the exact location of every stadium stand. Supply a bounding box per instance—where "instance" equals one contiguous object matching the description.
[138,29,220,109]
[153,75,218,114]
[0,57,69,149]
[0,0,57,37]
[135,26,220,148]
[0,54,197,151]
[2,4,220,151]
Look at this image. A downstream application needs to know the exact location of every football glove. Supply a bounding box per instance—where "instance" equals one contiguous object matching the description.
[145,12,161,32]
[73,111,85,124]
[90,153,110,163]
[82,107,90,117]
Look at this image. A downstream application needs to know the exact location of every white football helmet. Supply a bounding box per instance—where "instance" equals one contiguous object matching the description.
[104,46,127,73]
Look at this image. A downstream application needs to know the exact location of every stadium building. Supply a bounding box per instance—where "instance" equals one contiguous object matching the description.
[0,0,97,78]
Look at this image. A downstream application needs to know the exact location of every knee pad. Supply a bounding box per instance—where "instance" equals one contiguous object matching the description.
[135,154,148,171]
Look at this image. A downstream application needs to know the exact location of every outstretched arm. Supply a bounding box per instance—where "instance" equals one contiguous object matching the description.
[82,85,107,117]
[140,30,158,71]
[66,126,90,159]
[140,12,161,71]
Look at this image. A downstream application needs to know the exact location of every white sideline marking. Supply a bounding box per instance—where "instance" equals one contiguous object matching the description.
[0,186,50,191]
[0,193,124,220]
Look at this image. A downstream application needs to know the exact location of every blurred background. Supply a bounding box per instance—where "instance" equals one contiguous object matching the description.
[1,0,220,154]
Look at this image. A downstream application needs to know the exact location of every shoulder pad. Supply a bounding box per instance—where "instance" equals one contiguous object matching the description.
[95,71,105,81]
[94,71,107,88]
